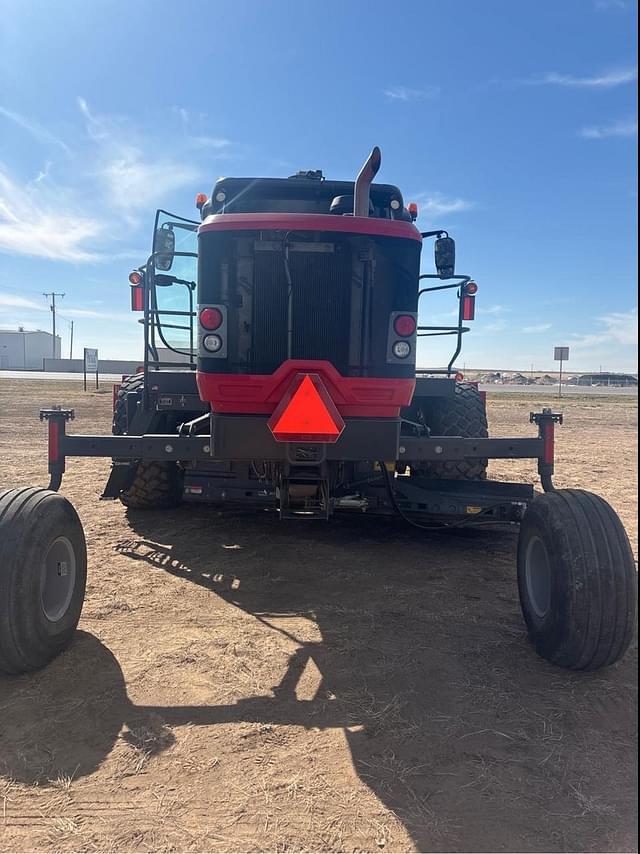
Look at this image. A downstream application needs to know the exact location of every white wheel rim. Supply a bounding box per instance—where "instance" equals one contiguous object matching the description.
[525,534,552,619]
[41,536,76,622]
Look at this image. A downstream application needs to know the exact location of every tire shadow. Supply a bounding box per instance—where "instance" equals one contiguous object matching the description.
[0,632,138,784]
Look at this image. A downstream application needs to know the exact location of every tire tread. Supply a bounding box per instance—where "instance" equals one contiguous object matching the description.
[111,374,182,509]
[0,488,87,675]
[412,383,489,480]
[517,488,636,670]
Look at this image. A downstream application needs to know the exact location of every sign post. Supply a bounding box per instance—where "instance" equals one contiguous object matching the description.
[83,348,99,391]
[554,346,569,397]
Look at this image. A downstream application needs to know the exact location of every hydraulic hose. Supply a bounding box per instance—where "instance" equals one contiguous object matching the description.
[378,462,507,532]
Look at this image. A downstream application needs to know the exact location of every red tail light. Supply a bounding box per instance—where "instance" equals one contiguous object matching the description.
[268,374,345,443]
[131,285,144,312]
[462,295,475,321]
[393,314,417,337]
[199,307,223,330]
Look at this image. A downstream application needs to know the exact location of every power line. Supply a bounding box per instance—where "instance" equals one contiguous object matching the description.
[42,292,65,359]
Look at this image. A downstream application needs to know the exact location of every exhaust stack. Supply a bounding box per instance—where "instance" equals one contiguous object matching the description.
[353,146,381,217]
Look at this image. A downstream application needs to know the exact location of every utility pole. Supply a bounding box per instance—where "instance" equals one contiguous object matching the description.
[43,292,65,359]
[69,320,74,359]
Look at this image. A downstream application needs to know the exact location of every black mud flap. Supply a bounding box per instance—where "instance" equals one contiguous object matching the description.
[101,460,139,499]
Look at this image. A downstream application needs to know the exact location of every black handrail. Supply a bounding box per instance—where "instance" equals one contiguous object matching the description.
[417,274,471,374]
[141,247,199,412]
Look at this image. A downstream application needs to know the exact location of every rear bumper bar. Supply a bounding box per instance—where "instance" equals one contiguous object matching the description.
[398,436,543,461]
[39,407,562,492]
[42,419,544,464]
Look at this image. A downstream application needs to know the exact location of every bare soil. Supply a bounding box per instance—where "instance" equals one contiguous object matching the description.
[0,380,637,853]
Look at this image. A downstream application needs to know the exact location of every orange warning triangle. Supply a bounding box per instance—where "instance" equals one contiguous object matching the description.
[269,374,345,443]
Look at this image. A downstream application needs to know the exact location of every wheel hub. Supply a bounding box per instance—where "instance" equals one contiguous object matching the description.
[525,534,552,619]
[41,536,76,622]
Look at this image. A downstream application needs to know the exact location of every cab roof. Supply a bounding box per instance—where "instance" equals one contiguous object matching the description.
[202,175,408,220]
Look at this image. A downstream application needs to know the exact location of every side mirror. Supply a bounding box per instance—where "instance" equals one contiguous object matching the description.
[434,236,455,279]
[154,226,175,271]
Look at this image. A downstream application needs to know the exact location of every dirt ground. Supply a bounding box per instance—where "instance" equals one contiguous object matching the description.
[0,379,637,853]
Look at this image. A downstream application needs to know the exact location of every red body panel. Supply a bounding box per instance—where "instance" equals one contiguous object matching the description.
[47,419,60,463]
[199,213,422,243]
[543,421,555,464]
[197,360,415,418]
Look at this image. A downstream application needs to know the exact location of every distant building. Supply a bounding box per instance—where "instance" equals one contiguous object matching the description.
[0,328,61,370]
[504,373,535,385]
[575,372,638,387]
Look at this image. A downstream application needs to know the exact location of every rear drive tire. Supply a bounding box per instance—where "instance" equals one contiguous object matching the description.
[411,383,488,480]
[0,487,87,675]
[112,372,144,435]
[119,461,183,509]
[112,374,182,510]
[517,489,636,670]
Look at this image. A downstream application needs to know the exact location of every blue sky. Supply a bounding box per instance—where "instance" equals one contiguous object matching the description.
[0,0,637,371]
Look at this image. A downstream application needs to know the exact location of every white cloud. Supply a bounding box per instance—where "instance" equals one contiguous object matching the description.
[77,97,200,219]
[171,106,208,125]
[76,96,112,142]
[525,67,637,89]
[170,105,233,155]
[482,320,508,333]
[0,165,103,261]
[0,293,46,311]
[383,86,440,102]
[34,161,53,184]
[414,192,474,216]
[422,307,638,372]
[0,105,72,155]
[103,152,199,213]
[579,119,637,139]
[0,292,130,323]
[173,106,191,125]
[108,248,151,262]
[571,307,638,351]
[188,135,232,150]
[483,305,510,315]
[62,306,132,322]
[522,323,552,333]
[2,97,219,262]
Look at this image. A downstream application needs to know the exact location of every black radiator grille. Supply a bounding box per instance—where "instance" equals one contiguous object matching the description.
[251,246,351,373]
[252,250,288,370]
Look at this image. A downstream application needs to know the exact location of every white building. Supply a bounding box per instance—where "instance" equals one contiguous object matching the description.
[0,328,61,370]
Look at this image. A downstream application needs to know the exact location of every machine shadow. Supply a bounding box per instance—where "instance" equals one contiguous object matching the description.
[1,505,634,852]
[116,504,635,851]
